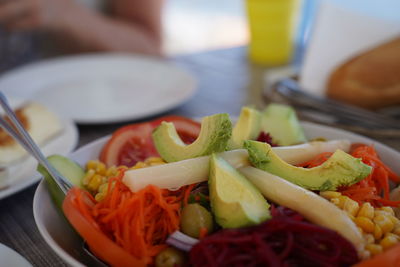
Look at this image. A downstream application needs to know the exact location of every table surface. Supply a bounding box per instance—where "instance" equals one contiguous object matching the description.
[1,46,399,267]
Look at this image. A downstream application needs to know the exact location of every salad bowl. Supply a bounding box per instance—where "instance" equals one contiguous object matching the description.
[33,121,400,266]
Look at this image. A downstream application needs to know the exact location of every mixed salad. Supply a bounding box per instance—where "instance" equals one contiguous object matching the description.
[41,104,400,267]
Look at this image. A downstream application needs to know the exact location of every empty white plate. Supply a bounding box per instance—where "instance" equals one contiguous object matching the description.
[0,53,197,124]
[0,243,32,267]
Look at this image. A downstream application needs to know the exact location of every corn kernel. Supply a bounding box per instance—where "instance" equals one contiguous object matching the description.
[384,233,399,240]
[364,233,375,244]
[95,162,107,175]
[373,224,383,240]
[358,203,375,219]
[355,217,375,233]
[374,215,394,234]
[393,226,400,236]
[365,244,383,256]
[131,161,147,169]
[330,197,340,206]
[144,157,164,164]
[86,160,99,170]
[343,198,360,217]
[375,210,391,218]
[105,166,118,177]
[381,207,395,216]
[388,215,400,226]
[380,235,399,250]
[337,196,348,209]
[320,191,342,200]
[82,169,96,186]
[87,174,104,192]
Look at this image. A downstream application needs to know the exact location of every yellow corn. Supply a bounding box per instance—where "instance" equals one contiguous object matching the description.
[393,226,400,236]
[355,217,375,233]
[357,203,375,219]
[330,197,340,206]
[374,215,394,234]
[373,224,383,240]
[324,191,400,257]
[365,244,383,256]
[343,198,359,217]
[364,233,375,244]
[83,157,165,201]
[380,235,399,250]
[380,207,395,216]
[87,174,105,192]
[337,196,348,209]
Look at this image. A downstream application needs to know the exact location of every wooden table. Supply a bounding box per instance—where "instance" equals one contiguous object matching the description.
[0,46,399,266]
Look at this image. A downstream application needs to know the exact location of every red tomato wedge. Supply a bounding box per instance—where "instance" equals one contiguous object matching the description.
[99,116,201,167]
[62,187,146,267]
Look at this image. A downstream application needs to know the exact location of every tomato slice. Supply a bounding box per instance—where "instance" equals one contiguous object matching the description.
[62,187,146,267]
[99,116,201,167]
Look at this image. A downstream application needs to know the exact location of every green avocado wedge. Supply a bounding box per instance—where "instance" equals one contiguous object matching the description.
[209,154,271,229]
[37,155,85,210]
[228,107,262,150]
[244,140,372,191]
[152,113,232,162]
[261,103,306,146]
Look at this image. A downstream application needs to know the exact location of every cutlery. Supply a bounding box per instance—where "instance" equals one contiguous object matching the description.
[0,92,107,267]
[271,79,400,130]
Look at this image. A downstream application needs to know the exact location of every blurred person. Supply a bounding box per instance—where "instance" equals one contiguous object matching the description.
[0,0,163,62]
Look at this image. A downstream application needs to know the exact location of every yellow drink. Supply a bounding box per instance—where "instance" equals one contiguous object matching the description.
[246,0,301,65]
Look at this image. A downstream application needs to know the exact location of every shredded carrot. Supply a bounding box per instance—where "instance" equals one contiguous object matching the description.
[183,183,196,206]
[199,227,208,239]
[298,144,400,207]
[297,152,334,168]
[73,169,193,265]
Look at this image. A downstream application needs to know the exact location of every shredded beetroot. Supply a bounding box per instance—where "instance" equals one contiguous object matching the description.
[256,131,278,147]
[189,207,358,267]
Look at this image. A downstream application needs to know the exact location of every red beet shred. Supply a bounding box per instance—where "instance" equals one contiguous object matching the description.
[256,131,278,147]
[189,207,359,267]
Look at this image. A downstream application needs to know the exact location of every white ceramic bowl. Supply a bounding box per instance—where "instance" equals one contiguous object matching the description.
[33,122,400,266]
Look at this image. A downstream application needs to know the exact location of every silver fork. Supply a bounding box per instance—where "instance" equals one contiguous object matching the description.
[0,92,107,267]
[271,79,400,130]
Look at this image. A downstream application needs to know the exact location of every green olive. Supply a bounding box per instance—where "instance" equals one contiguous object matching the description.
[155,247,186,267]
[180,203,213,238]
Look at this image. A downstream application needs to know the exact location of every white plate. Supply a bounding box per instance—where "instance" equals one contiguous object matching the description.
[0,118,78,200]
[0,54,197,124]
[33,121,400,266]
[0,243,32,267]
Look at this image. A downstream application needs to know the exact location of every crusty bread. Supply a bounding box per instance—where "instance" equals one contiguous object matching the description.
[327,37,400,110]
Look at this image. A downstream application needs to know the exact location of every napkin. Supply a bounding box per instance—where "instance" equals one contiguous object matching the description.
[298,0,400,96]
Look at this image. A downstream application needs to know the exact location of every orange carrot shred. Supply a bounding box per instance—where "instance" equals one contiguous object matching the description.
[298,144,400,207]
[199,227,208,239]
[74,168,191,265]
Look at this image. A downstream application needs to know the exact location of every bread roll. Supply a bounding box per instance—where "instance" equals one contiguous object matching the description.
[327,37,400,110]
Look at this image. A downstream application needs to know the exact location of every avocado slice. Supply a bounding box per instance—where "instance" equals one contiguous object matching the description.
[37,155,85,209]
[152,113,232,162]
[228,107,262,150]
[209,154,270,229]
[261,103,306,146]
[244,140,372,191]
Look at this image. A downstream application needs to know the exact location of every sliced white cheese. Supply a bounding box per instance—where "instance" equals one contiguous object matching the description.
[0,103,63,166]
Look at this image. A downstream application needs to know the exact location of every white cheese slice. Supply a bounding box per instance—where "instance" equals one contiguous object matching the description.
[0,103,63,166]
